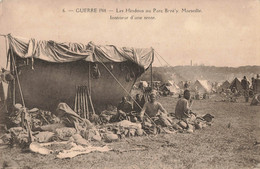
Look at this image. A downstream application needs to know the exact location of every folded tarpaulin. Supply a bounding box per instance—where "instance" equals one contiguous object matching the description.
[7,35,153,69]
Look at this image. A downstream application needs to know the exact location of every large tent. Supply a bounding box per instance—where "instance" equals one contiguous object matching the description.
[191,80,212,94]
[3,35,154,112]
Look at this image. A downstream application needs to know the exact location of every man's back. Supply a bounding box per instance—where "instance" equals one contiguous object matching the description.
[241,79,249,90]
[175,98,190,119]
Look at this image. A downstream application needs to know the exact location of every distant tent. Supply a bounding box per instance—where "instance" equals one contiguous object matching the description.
[172,83,181,94]
[229,78,243,92]
[177,81,185,89]
[166,80,174,86]
[191,80,212,94]
[169,83,180,93]
[159,83,180,95]
[217,80,230,92]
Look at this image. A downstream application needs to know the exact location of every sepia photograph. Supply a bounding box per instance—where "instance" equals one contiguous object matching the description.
[0,0,259,168]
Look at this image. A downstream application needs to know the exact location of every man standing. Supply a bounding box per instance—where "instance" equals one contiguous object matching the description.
[241,76,250,102]
[140,91,172,127]
[251,77,255,92]
[255,74,260,94]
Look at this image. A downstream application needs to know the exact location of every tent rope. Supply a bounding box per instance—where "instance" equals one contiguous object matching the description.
[154,52,163,67]
[94,54,158,127]
[4,36,9,69]
[154,50,172,67]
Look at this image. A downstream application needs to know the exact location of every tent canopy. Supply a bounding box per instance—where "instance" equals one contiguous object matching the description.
[230,78,243,91]
[217,80,230,92]
[166,84,180,93]
[191,80,212,93]
[160,83,180,93]
[7,35,154,69]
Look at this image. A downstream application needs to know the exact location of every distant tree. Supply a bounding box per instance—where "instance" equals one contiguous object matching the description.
[153,71,168,82]
[140,69,169,83]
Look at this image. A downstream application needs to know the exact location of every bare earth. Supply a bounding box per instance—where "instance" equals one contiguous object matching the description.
[1,95,260,169]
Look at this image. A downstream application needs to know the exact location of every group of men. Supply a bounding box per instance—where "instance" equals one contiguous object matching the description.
[116,89,195,128]
[241,74,260,102]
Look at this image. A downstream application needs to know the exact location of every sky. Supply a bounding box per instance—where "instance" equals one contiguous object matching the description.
[0,0,259,68]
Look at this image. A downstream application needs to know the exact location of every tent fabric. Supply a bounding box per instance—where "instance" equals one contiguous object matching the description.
[177,81,185,89]
[160,83,180,93]
[191,80,212,93]
[7,35,153,69]
[0,82,8,101]
[165,85,180,93]
[229,78,243,92]
[221,81,230,88]
[217,80,230,92]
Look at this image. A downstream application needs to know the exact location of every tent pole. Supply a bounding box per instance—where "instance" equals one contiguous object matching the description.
[150,63,153,89]
[84,86,89,119]
[9,44,33,142]
[10,47,25,107]
[9,49,15,106]
[150,48,154,90]
[96,55,160,128]
[88,62,91,97]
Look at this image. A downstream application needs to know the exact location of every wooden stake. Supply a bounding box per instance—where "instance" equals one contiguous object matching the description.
[82,86,86,119]
[77,86,80,114]
[80,86,84,117]
[74,86,78,112]
[9,49,15,106]
[87,86,96,115]
[88,62,91,96]
[84,86,89,120]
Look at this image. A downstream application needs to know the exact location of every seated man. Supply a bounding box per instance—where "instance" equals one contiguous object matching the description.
[133,94,145,113]
[140,91,172,127]
[175,90,196,121]
[115,96,133,121]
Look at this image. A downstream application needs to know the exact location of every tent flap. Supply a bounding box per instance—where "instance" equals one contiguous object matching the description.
[7,35,153,69]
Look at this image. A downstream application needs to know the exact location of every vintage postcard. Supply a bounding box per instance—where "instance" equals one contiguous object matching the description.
[0,0,259,168]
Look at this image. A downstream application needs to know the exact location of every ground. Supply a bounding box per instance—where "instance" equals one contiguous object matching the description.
[0,94,260,169]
